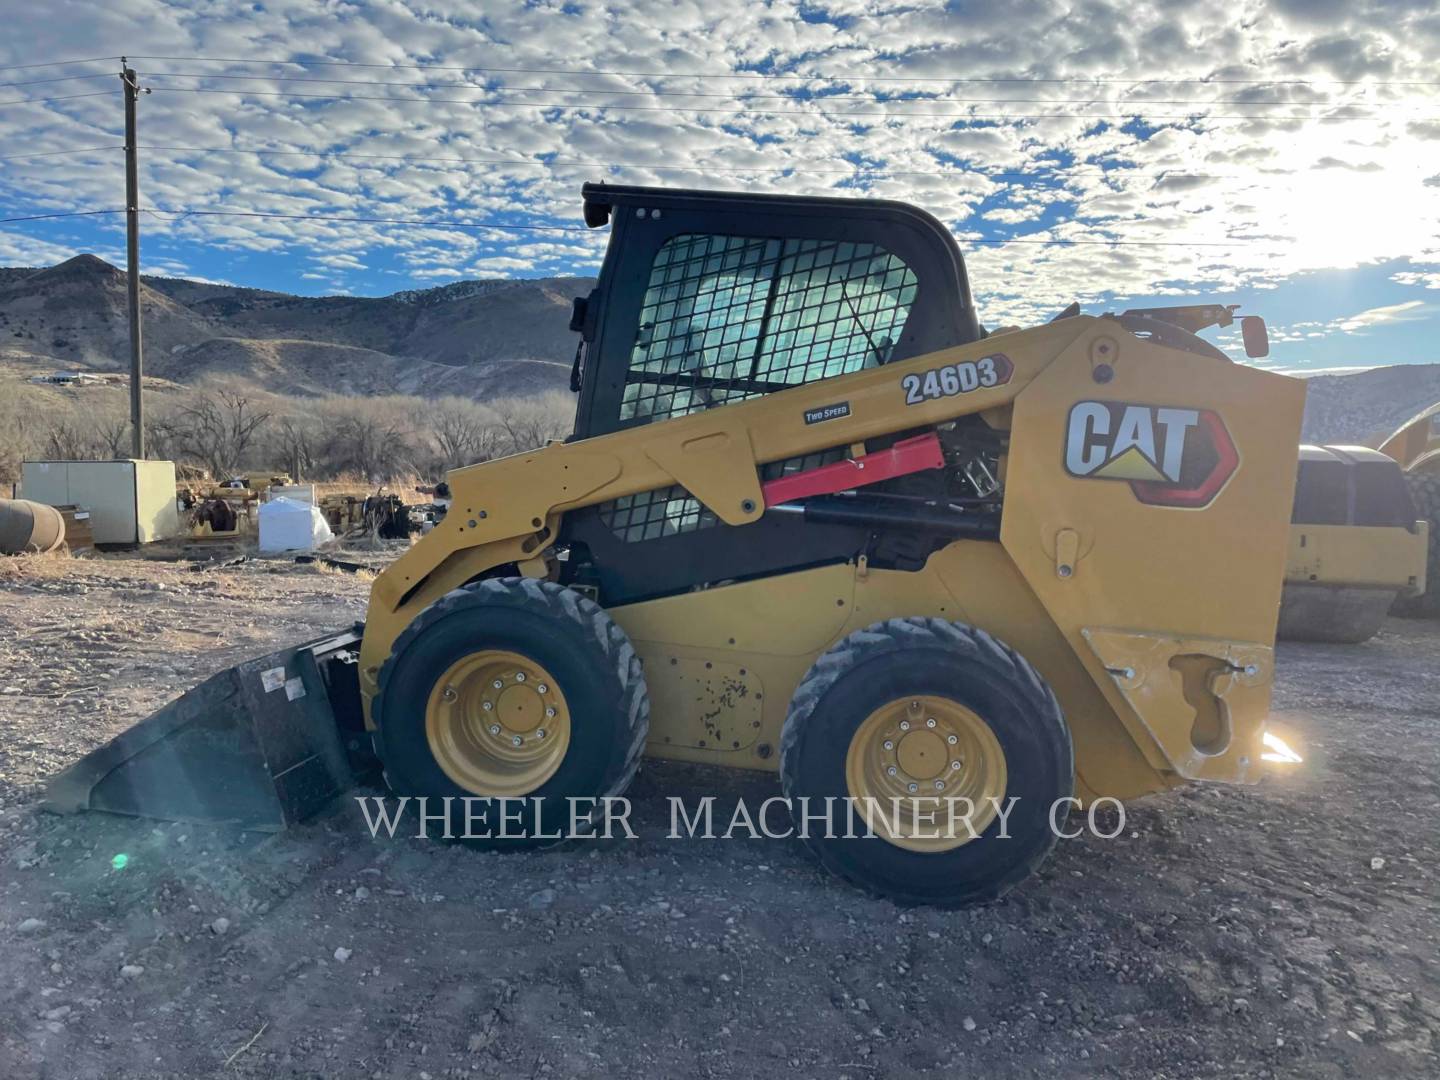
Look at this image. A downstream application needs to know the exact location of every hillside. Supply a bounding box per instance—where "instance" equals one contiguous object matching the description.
[1298,362,1440,445]
[0,256,591,398]
[3,256,1437,440]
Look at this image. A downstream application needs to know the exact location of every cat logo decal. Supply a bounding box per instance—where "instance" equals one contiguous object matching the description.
[1064,401,1238,508]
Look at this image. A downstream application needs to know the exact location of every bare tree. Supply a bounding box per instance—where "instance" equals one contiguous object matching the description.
[146,413,185,468]
[0,390,45,486]
[429,398,506,473]
[42,419,98,460]
[168,390,273,478]
[330,410,415,481]
[493,392,573,456]
[274,414,318,480]
[94,413,132,459]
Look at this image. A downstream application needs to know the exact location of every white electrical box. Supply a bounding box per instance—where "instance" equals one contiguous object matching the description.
[21,460,181,544]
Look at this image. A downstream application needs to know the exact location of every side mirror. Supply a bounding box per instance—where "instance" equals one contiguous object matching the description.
[1241,315,1269,359]
[568,295,589,333]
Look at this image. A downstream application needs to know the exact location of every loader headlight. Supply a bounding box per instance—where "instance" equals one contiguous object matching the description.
[1261,729,1303,765]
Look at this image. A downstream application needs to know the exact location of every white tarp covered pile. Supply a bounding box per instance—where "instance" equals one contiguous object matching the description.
[258,496,334,553]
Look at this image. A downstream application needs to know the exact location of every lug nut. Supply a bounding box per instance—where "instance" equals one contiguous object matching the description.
[511,735,523,747]
[536,728,546,740]
[926,718,937,729]
[482,701,493,711]
[442,687,457,702]
[537,684,548,694]
[946,734,958,745]
[515,672,526,682]
[489,724,501,736]
[935,780,946,791]
[899,720,911,732]
[882,740,894,751]
[492,679,503,689]
[545,707,556,718]
[887,766,898,777]
[907,783,918,793]
[951,760,962,771]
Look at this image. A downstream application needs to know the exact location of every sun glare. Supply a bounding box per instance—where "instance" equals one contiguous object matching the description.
[1261,730,1304,765]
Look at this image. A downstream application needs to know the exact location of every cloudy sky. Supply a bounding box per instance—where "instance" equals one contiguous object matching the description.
[2,0,1438,373]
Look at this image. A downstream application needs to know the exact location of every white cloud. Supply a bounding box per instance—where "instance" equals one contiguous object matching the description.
[1392,270,1440,289]
[1266,298,1436,350]
[0,0,1433,317]
[1336,300,1431,331]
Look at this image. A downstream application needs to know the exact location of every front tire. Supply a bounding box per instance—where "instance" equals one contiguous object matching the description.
[780,618,1072,907]
[373,578,648,847]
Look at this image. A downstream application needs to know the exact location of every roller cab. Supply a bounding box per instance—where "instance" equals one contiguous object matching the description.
[1279,445,1428,643]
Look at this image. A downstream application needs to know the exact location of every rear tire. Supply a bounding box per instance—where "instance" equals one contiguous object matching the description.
[373,578,648,848]
[780,618,1072,907]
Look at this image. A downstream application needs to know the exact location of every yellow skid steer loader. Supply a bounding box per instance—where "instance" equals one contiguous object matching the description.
[48,185,1306,906]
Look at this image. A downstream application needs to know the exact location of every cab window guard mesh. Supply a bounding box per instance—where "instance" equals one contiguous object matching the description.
[619,234,918,423]
[598,449,847,543]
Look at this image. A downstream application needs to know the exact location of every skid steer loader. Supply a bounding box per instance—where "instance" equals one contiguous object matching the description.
[47,184,1307,906]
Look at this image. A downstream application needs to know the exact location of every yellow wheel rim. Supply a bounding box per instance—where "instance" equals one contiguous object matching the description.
[844,695,1008,853]
[425,649,571,797]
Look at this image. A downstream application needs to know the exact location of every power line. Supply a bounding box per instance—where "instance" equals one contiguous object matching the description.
[142,207,591,232]
[0,90,115,107]
[133,142,1341,183]
[137,69,1429,109]
[147,84,1417,123]
[5,55,120,72]
[964,236,1252,247]
[0,203,1280,252]
[138,207,1276,248]
[0,144,122,161]
[0,72,119,90]
[124,53,1440,87]
[139,142,946,175]
[0,208,124,223]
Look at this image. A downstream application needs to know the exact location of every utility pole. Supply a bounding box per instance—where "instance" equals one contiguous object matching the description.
[121,60,148,459]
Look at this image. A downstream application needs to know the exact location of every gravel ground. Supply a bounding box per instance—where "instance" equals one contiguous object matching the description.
[0,552,1436,1079]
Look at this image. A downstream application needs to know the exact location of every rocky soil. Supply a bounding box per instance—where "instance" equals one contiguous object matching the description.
[0,553,1437,1078]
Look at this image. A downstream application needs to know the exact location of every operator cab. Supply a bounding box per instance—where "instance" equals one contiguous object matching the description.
[557,184,996,606]
[567,183,983,439]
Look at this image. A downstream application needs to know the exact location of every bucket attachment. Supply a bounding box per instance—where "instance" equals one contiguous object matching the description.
[44,625,372,831]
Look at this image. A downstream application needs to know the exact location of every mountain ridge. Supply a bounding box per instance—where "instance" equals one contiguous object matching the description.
[0,255,593,398]
[2,256,1436,441]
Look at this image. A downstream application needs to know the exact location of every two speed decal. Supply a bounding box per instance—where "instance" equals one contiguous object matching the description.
[901,354,1013,405]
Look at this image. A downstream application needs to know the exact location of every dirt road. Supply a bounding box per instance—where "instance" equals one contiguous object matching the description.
[1,554,1436,1078]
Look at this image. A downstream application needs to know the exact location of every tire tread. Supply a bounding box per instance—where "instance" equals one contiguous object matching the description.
[372,578,649,840]
[779,616,1070,907]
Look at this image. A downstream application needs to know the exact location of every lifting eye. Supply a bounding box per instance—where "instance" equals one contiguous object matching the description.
[1169,654,1233,756]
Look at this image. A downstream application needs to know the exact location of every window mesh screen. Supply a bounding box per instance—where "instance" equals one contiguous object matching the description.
[597,449,848,543]
[619,234,918,424]
[598,485,718,543]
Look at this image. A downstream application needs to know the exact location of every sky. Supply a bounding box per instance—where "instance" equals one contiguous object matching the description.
[1,0,1438,375]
